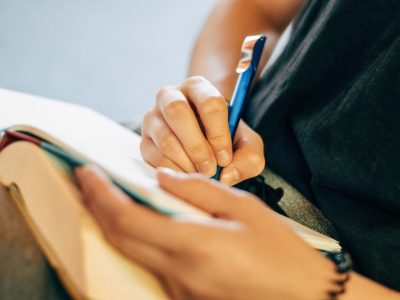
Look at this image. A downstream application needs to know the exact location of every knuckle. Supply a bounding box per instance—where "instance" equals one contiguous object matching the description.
[156,85,175,103]
[158,133,177,154]
[163,100,189,119]
[247,152,265,175]
[186,142,209,160]
[207,133,230,148]
[84,176,104,199]
[142,110,154,125]
[184,75,207,87]
[141,110,155,132]
[153,155,172,169]
[139,138,150,159]
[108,209,130,233]
[140,139,165,167]
[252,131,264,147]
[198,96,227,115]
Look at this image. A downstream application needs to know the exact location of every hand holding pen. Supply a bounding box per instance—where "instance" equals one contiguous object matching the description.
[141,35,266,185]
[212,35,266,180]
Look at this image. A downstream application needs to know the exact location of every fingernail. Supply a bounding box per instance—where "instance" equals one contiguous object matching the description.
[216,150,230,166]
[221,168,240,185]
[75,165,106,181]
[197,160,215,176]
[75,167,84,181]
[74,167,93,192]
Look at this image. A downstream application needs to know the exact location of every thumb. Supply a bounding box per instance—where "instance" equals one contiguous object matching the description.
[220,137,265,186]
[157,168,252,220]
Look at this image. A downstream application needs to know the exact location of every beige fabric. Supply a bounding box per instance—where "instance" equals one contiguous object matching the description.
[262,169,338,238]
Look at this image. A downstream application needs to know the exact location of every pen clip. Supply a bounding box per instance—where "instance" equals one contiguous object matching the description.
[236,35,266,74]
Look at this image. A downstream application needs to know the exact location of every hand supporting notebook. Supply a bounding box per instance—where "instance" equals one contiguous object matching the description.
[76,165,340,300]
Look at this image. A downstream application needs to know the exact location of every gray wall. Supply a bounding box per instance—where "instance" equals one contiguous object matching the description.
[0,0,216,123]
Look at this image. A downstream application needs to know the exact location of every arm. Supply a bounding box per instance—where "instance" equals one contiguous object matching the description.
[343,275,399,300]
[76,165,400,300]
[189,0,305,99]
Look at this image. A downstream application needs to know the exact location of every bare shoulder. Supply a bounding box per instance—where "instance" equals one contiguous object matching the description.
[252,0,305,30]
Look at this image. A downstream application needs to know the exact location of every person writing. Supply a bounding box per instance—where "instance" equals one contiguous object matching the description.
[77,0,400,299]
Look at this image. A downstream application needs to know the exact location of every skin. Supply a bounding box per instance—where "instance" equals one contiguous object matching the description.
[189,0,305,98]
[81,0,400,298]
[141,0,305,185]
[76,165,400,299]
[141,77,265,185]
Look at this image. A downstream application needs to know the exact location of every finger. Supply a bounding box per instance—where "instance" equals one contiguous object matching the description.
[180,76,232,167]
[142,110,196,173]
[156,86,217,176]
[160,277,187,300]
[75,165,185,251]
[83,187,171,272]
[105,233,171,274]
[157,169,255,220]
[140,136,184,172]
[220,122,265,185]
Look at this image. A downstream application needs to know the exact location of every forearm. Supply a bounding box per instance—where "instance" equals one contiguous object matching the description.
[188,0,304,99]
[342,272,399,300]
[304,253,399,300]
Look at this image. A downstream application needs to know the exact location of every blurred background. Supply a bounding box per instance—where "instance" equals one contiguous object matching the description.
[0,0,216,124]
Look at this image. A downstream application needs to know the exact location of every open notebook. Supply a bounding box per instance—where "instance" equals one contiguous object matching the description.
[0,88,340,300]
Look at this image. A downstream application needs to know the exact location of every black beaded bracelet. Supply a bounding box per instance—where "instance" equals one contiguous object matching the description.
[321,251,353,299]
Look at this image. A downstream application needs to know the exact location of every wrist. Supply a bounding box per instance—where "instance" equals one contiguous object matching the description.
[340,272,400,300]
[296,251,351,300]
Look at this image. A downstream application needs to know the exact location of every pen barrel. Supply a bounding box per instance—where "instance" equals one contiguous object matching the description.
[228,68,255,138]
[212,69,255,181]
[213,166,223,180]
[212,35,266,182]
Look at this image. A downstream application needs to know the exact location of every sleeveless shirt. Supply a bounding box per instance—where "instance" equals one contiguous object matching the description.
[244,0,400,290]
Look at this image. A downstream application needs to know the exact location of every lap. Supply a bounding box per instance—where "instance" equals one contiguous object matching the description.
[0,185,70,300]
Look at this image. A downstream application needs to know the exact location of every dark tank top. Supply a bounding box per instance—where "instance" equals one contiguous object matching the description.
[244,0,400,290]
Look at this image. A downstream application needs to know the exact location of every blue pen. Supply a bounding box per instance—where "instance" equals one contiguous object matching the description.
[213,35,266,180]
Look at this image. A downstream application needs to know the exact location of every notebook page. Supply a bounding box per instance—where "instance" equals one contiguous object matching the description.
[0,88,205,215]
